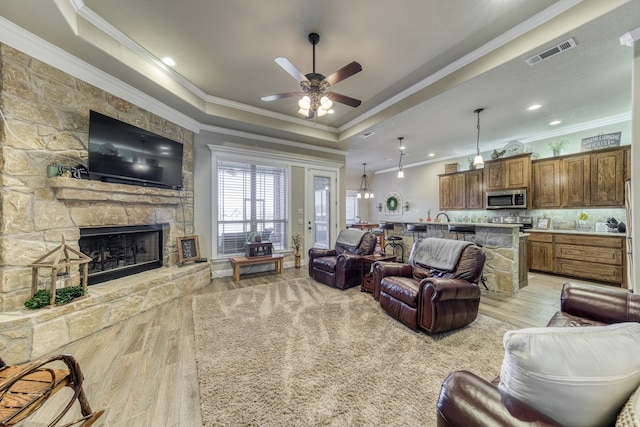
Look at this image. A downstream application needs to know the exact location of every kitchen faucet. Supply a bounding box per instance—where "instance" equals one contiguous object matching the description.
[436,212,450,222]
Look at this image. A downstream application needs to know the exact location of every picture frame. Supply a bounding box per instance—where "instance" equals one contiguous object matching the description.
[177,235,201,264]
[536,218,550,230]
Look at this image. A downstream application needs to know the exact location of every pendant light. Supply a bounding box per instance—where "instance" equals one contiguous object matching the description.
[357,163,373,199]
[473,108,485,165]
[397,137,405,178]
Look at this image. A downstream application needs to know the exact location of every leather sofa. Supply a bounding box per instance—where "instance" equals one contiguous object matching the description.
[308,229,377,289]
[436,282,640,426]
[373,237,485,334]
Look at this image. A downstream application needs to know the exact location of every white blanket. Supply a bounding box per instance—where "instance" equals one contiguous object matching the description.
[411,238,473,271]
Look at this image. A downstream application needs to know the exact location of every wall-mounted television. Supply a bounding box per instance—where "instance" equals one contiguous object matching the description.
[88,110,184,189]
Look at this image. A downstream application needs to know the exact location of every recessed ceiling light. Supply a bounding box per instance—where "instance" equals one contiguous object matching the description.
[328,109,334,114]
[528,104,541,110]
[162,57,176,67]
[428,153,435,157]
[549,120,562,126]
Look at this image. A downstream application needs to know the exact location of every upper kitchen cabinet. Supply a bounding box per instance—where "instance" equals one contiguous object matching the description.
[483,153,531,191]
[465,169,484,209]
[439,169,483,210]
[590,148,625,206]
[532,146,628,209]
[439,172,466,210]
[562,153,591,207]
[532,158,561,208]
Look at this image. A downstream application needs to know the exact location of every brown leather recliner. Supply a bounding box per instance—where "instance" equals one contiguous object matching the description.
[308,228,377,289]
[373,237,485,334]
[436,282,640,427]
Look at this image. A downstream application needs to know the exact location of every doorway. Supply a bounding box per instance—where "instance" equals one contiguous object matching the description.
[305,168,338,249]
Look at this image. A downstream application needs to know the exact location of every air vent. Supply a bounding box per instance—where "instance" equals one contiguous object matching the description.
[360,131,375,138]
[526,38,576,66]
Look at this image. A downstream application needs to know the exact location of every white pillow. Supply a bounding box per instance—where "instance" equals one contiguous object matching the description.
[499,322,640,427]
[617,384,640,427]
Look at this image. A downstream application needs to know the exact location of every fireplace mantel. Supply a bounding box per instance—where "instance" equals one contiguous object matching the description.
[49,177,186,205]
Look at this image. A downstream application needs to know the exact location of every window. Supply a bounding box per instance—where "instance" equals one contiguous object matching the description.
[345,190,359,226]
[216,159,289,256]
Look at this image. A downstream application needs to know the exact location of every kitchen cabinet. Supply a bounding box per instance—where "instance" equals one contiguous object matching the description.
[532,158,561,208]
[465,169,484,209]
[590,149,624,206]
[484,154,531,192]
[528,231,626,287]
[534,147,628,208]
[438,169,483,210]
[562,153,590,207]
[439,174,465,210]
[555,234,625,286]
[527,233,554,272]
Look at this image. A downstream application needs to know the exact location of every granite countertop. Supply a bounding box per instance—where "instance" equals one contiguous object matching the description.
[527,228,626,237]
[426,221,521,229]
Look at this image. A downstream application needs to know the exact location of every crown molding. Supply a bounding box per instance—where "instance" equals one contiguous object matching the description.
[0,16,201,132]
[59,0,337,134]
[620,26,640,46]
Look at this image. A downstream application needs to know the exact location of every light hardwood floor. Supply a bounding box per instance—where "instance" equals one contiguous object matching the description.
[29,268,614,426]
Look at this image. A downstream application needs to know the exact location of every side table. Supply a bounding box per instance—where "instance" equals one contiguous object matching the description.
[360,253,396,294]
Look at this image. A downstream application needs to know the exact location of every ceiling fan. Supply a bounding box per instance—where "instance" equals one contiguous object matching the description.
[261,32,362,118]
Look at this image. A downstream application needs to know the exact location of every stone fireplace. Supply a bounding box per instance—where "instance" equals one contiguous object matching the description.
[79,224,165,285]
[0,43,211,363]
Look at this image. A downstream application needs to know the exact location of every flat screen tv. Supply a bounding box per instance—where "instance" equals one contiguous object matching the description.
[88,110,183,189]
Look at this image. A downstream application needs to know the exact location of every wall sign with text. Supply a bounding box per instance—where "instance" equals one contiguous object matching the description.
[581,132,621,151]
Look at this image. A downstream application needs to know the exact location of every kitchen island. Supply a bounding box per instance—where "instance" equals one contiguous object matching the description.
[383,221,526,294]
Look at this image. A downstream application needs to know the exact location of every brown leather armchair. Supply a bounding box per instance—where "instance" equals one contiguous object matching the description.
[308,229,377,289]
[373,237,485,334]
[436,282,640,427]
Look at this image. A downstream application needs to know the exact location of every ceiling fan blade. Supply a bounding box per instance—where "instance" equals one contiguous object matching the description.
[324,61,362,86]
[261,91,299,102]
[274,57,309,82]
[328,92,362,108]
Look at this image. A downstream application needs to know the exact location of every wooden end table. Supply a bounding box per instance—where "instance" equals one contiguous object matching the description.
[229,254,284,281]
[360,253,397,293]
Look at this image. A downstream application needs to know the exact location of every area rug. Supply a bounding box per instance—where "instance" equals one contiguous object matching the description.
[193,279,516,426]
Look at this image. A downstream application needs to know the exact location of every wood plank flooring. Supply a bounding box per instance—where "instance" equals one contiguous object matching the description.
[25,268,614,426]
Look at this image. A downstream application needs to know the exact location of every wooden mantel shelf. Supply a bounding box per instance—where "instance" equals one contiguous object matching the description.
[48,177,187,205]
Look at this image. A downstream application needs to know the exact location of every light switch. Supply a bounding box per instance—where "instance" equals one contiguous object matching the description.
[298,208,304,215]
[298,218,303,224]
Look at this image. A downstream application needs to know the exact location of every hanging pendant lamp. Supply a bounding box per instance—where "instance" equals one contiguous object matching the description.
[357,163,373,199]
[473,108,485,165]
[397,137,405,178]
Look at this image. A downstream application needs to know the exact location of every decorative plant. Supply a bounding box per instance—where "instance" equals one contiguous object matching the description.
[24,286,85,309]
[549,139,569,151]
[292,234,303,252]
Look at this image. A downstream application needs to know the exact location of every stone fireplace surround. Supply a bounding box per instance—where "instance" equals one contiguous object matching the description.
[0,177,210,364]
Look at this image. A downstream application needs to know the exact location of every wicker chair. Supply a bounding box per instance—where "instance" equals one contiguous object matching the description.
[0,354,104,426]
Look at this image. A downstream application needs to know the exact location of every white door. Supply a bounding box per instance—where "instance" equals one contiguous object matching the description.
[305,168,338,249]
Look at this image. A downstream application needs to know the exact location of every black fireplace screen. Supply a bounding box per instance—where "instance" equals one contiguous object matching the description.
[79,225,163,285]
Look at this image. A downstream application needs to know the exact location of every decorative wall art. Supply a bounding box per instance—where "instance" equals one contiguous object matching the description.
[383,192,404,215]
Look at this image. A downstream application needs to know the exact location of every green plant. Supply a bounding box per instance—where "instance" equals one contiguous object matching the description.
[24,286,85,309]
[549,139,569,150]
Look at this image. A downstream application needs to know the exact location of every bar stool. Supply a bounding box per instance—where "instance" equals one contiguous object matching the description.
[406,223,427,240]
[372,229,385,251]
[448,224,476,241]
[379,222,404,261]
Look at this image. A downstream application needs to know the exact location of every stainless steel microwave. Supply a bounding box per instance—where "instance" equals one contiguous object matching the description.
[486,189,527,209]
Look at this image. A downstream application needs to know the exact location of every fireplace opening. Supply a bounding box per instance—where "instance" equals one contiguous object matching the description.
[79,224,164,285]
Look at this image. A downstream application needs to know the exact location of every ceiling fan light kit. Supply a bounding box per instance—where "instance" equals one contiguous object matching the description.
[262,32,362,118]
